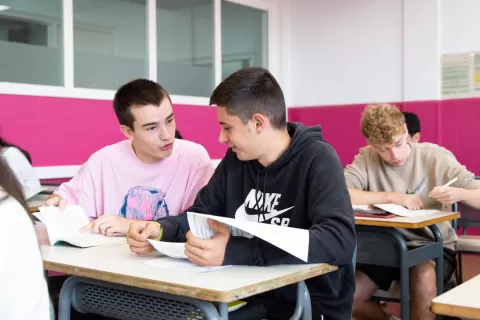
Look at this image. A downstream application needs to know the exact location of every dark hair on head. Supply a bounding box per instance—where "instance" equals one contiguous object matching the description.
[113,79,172,130]
[209,67,287,129]
[175,130,183,139]
[403,112,421,136]
[0,156,30,215]
[0,137,32,164]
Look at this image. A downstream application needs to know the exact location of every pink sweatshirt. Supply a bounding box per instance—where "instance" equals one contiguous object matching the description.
[55,139,214,220]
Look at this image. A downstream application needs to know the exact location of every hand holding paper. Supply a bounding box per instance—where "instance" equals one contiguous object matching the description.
[184,219,231,266]
[127,220,162,255]
[44,194,68,211]
[186,212,310,262]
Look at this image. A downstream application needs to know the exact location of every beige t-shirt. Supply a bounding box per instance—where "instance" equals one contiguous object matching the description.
[344,142,480,250]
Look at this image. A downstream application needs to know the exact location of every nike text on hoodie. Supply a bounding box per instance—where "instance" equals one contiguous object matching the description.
[157,122,357,320]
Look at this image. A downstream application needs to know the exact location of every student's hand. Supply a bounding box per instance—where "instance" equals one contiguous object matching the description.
[390,192,424,210]
[429,186,460,205]
[45,194,67,211]
[127,221,161,255]
[79,214,133,236]
[185,219,230,267]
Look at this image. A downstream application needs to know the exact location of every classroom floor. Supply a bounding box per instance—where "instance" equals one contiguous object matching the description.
[385,254,480,318]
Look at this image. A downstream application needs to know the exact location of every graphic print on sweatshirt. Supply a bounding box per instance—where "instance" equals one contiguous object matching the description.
[233,188,294,238]
[119,186,170,220]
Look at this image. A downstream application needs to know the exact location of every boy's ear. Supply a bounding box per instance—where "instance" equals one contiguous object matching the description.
[120,125,134,140]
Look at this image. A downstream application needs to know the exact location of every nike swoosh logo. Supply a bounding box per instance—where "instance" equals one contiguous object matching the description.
[235,204,294,222]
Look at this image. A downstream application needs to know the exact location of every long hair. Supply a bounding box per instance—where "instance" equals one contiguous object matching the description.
[0,156,30,214]
[0,137,32,164]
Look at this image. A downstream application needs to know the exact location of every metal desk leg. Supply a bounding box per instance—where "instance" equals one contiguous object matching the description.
[289,281,307,320]
[302,282,312,320]
[428,224,444,320]
[58,277,80,320]
[218,302,229,320]
[388,230,410,320]
[428,224,444,295]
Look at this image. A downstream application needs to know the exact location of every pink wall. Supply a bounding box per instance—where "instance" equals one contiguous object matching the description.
[0,94,227,166]
[289,98,480,175]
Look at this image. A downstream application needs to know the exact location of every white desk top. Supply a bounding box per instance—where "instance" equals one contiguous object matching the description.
[40,242,336,303]
[355,211,459,229]
[432,274,480,319]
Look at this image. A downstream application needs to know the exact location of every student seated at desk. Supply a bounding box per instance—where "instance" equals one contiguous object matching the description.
[0,157,50,319]
[46,79,213,236]
[0,137,41,190]
[403,111,421,143]
[345,104,480,320]
[127,67,357,320]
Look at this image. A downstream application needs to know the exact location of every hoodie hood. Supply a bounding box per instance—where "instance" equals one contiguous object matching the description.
[261,122,326,172]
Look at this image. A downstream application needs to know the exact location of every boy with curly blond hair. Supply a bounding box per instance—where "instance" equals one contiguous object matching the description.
[345,104,480,320]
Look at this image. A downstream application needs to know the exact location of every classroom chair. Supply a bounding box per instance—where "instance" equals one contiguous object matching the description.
[455,177,480,284]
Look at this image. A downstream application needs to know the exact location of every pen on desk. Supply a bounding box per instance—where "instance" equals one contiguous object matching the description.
[442,177,458,188]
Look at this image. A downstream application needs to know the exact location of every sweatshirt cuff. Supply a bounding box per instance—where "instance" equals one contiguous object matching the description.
[156,218,176,242]
[223,236,255,266]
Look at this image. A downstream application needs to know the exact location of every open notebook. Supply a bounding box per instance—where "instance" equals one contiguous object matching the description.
[33,206,126,248]
[353,204,439,218]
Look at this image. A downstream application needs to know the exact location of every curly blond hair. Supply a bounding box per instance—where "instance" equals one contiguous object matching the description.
[360,104,405,145]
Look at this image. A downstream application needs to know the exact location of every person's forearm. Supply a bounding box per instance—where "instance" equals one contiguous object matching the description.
[348,188,392,205]
[458,188,480,210]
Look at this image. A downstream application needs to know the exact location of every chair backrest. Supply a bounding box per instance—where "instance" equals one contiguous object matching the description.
[452,202,459,230]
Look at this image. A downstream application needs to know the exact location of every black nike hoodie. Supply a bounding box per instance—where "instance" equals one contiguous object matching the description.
[157,122,356,320]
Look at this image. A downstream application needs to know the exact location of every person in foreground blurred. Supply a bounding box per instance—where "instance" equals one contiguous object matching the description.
[0,157,50,319]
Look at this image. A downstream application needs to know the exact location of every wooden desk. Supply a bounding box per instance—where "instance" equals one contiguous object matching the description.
[355,211,460,228]
[41,243,336,303]
[355,211,459,320]
[432,274,480,319]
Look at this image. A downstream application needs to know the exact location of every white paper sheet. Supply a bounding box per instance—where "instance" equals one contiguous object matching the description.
[34,206,126,248]
[187,212,216,239]
[144,256,231,273]
[372,203,438,218]
[147,239,187,259]
[186,211,310,262]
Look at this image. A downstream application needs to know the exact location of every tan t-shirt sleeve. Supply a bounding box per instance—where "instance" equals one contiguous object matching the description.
[344,149,368,190]
[441,150,480,190]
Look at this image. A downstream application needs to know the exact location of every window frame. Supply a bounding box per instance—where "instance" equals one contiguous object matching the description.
[0,0,280,105]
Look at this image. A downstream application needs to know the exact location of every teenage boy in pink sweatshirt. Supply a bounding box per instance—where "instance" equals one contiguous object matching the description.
[46,79,214,236]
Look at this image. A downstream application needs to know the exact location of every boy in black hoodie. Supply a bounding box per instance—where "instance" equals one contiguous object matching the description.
[127,67,356,320]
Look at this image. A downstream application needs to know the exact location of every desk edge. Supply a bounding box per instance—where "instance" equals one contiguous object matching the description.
[355,212,460,229]
[431,301,480,319]
[44,261,338,303]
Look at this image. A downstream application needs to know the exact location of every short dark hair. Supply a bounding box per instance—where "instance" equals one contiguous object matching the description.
[403,112,421,136]
[209,67,287,129]
[113,79,172,130]
[175,130,183,139]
